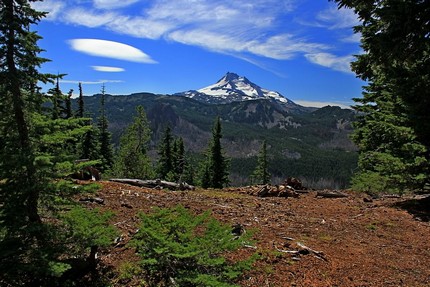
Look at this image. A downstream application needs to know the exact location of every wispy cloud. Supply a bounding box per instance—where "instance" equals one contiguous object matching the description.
[92,66,125,72]
[36,0,357,74]
[60,79,124,85]
[248,34,329,60]
[316,6,359,29]
[31,0,65,20]
[305,53,353,73]
[341,33,361,43]
[93,0,140,10]
[68,39,157,63]
[64,8,117,28]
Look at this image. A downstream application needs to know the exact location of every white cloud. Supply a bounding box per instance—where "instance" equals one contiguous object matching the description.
[61,79,124,84]
[342,33,361,43]
[92,66,125,72]
[64,8,117,27]
[68,39,157,63]
[40,0,358,74]
[248,34,329,60]
[31,0,65,20]
[305,52,354,73]
[93,0,139,9]
[109,16,174,39]
[316,6,359,29]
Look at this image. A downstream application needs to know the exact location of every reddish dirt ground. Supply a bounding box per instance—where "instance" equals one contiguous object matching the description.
[87,181,430,287]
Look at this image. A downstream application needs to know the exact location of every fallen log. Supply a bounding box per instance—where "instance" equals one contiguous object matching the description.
[110,178,195,191]
[316,190,348,198]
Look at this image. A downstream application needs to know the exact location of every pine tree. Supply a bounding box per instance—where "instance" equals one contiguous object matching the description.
[156,126,174,179]
[113,105,153,179]
[0,1,101,284]
[252,140,271,185]
[97,84,114,171]
[200,117,229,188]
[172,137,185,181]
[77,82,84,118]
[333,0,430,193]
[49,75,67,119]
[0,0,48,225]
[65,89,73,119]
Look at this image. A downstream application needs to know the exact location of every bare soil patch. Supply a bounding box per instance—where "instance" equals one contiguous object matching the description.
[86,181,430,287]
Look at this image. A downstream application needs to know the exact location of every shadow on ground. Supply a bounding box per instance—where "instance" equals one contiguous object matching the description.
[393,195,430,222]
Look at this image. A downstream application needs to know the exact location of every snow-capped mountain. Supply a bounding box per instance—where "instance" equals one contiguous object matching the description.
[176,72,302,111]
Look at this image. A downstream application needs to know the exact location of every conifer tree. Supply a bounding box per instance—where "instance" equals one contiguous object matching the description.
[333,0,430,192]
[172,137,185,181]
[74,83,98,160]
[77,82,84,118]
[113,105,153,179]
[252,140,270,184]
[97,84,114,171]
[0,0,48,225]
[200,117,229,188]
[0,1,104,284]
[65,89,73,119]
[156,126,174,179]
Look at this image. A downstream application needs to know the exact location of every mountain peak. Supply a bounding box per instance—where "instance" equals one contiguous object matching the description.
[176,72,304,112]
[221,72,242,82]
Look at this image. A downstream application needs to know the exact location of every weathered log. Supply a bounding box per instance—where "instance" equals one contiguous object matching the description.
[316,190,348,198]
[109,178,195,191]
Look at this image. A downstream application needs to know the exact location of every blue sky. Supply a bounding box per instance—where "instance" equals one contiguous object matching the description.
[33,0,363,108]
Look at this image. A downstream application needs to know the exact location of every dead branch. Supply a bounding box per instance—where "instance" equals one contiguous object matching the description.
[110,178,195,191]
[316,190,348,198]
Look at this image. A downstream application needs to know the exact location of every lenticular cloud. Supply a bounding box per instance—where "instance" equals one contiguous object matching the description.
[68,39,157,63]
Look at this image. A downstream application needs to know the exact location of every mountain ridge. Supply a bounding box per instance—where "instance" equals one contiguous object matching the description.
[175,72,308,113]
[79,91,357,188]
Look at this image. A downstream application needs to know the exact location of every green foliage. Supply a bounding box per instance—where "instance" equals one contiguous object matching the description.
[156,126,174,178]
[156,126,190,182]
[77,82,85,118]
[61,206,118,255]
[251,140,271,184]
[0,2,115,285]
[97,85,114,171]
[130,205,255,287]
[200,117,230,188]
[113,105,154,179]
[333,0,430,193]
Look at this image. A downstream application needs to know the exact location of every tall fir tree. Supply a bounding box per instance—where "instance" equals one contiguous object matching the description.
[97,84,113,171]
[77,82,84,118]
[65,89,73,119]
[113,105,153,179]
[200,117,229,188]
[0,1,105,285]
[252,140,271,185]
[172,137,186,181]
[0,0,48,225]
[333,0,430,193]
[156,126,174,179]
[75,83,98,160]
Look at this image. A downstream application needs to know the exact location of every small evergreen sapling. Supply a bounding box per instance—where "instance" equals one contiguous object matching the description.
[130,205,256,287]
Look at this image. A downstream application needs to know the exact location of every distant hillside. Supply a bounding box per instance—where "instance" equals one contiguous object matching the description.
[80,92,357,189]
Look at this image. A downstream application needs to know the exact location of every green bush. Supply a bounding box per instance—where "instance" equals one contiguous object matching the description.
[130,205,256,287]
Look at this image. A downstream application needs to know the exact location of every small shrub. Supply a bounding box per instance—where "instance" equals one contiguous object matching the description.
[130,205,256,287]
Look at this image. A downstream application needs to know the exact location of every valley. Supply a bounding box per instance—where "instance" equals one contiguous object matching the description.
[79,73,358,188]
